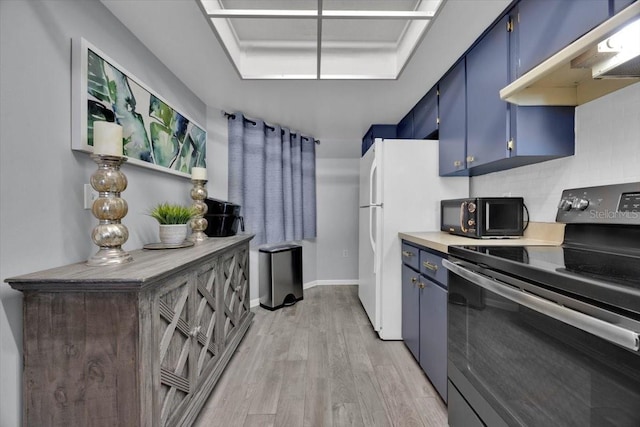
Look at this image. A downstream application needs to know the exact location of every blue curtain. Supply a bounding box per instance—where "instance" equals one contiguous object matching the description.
[228,113,317,246]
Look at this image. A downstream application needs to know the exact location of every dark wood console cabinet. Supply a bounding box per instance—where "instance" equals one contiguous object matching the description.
[5,234,254,427]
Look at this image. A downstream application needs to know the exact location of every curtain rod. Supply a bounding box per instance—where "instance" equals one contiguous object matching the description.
[222,111,320,144]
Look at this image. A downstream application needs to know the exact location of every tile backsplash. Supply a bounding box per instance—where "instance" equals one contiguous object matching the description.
[471,83,640,222]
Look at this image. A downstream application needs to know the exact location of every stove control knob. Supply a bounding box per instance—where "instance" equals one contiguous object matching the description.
[558,198,573,211]
[574,198,590,211]
[467,202,477,213]
[468,219,476,227]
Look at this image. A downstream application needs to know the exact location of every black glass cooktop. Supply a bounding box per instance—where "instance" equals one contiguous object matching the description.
[448,244,640,314]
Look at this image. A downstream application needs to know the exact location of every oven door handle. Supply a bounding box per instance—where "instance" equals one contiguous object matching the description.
[443,259,640,352]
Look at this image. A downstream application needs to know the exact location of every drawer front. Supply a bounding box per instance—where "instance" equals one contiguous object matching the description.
[419,249,447,287]
[401,242,420,270]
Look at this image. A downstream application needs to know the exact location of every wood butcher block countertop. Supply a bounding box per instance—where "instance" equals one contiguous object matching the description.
[5,234,254,292]
[399,222,565,254]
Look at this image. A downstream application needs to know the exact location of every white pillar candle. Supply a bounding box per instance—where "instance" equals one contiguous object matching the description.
[191,167,207,180]
[93,121,123,156]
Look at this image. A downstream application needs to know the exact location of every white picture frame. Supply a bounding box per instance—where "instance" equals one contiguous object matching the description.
[72,38,206,177]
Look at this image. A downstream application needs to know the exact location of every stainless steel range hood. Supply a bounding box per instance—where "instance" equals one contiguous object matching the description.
[501,2,640,106]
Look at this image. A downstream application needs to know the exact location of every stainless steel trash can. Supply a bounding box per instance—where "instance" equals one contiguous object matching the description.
[259,243,303,310]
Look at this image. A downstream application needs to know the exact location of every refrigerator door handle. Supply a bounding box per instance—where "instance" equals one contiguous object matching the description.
[368,156,380,274]
[369,159,377,205]
[369,207,376,273]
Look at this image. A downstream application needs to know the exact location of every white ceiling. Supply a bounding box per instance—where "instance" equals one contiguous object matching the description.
[101,0,512,158]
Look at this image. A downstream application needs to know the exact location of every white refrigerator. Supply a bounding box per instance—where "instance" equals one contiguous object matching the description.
[358,138,468,340]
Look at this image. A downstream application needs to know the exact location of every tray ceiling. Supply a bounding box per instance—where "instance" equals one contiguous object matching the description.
[198,0,443,79]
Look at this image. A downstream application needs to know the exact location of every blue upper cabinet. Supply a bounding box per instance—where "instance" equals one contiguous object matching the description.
[439,59,468,176]
[361,124,397,156]
[413,86,439,140]
[508,106,575,161]
[466,16,511,169]
[515,0,610,77]
[401,0,622,175]
[397,85,438,140]
[447,12,575,176]
[397,110,414,139]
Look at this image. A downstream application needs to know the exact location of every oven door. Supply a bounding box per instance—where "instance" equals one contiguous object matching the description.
[444,258,640,427]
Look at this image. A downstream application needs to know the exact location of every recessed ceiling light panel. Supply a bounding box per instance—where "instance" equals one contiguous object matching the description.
[197,0,443,79]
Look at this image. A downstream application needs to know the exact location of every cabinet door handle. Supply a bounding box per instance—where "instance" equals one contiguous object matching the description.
[466,155,475,163]
[190,326,201,338]
[423,261,438,272]
[453,160,462,167]
[411,277,418,286]
[418,282,425,289]
[402,250,415,258]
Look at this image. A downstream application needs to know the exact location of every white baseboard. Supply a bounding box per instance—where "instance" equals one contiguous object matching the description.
[314,279,359,286]
[250,280,359,308]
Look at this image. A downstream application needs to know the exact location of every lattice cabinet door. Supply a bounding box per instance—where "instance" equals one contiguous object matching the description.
[155,271,196,427]
[221,245,250,346]
[193,259,221,384]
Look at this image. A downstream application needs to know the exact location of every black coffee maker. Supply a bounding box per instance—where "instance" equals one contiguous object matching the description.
[203,198,244,237]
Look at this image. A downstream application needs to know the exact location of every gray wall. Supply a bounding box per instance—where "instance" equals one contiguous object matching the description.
[471,82,640,220]
[316,158,360,282]
[0,1,207,424]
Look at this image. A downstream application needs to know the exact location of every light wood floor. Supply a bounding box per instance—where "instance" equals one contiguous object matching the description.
[194,285,448,427]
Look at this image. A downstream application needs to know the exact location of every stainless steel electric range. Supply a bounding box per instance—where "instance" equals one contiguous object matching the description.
[444,182,640,427]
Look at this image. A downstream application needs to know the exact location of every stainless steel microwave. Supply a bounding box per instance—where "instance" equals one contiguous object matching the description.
[440,197,524,238]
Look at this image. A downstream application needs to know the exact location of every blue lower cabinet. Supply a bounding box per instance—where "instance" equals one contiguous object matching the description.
[420,278,448,403]
[401,240,448,402]
[614,0,636,13]
[402,264,421,362]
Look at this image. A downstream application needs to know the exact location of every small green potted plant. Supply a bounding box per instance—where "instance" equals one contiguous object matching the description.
[149,202,196,245]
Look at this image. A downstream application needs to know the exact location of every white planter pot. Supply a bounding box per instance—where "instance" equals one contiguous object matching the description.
[159,224,188,245]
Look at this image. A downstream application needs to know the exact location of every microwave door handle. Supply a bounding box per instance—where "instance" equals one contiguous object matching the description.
[442,259,640,352]
[460,202,468,233]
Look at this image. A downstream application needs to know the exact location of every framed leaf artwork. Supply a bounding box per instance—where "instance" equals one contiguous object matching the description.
[72,38,206,177]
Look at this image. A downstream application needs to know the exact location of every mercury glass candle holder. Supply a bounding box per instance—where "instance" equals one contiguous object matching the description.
[188,179,208,242]
[87,154,133,266]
